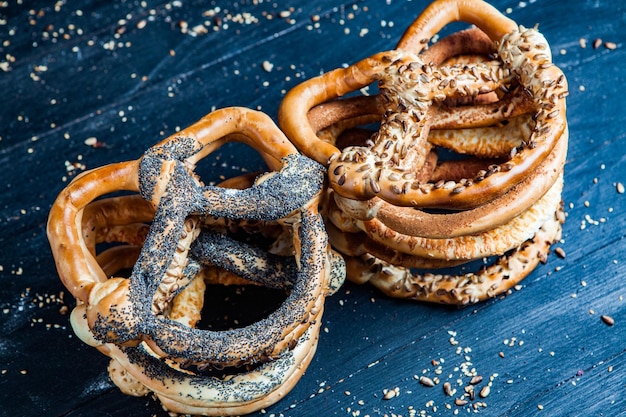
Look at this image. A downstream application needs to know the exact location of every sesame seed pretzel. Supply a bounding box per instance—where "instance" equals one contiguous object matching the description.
[279,0,568,303]
[284,32,564,239]
[279,0,568,210]
[343,204,564,305]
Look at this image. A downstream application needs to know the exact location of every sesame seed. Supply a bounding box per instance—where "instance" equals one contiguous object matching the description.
[382,388,396,400]
[84,137,98,146]
[554,247,566,259]
[601,315,615,326]
[616,182,624,194]
[419,376,435,387]
[469,376,483,385]
[455,398,468,406]
[262,60,274,73]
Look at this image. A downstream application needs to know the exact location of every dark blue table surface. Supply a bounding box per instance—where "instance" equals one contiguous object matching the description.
[1,1,625,416]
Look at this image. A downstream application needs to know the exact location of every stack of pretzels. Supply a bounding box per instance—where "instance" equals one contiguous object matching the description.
[280,0,568,305]
[48,108,344,415]
[47,0,568,414]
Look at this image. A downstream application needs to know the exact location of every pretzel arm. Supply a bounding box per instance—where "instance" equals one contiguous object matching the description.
[279,52,391,164]
[429,113,533,158]
[191,230,299,290]
[47,160,140,302]
[81,195,154,251]
[96,246,142,277]
[326,220,464,270]
[346,210,562,305]
[359,174,562,261]
[397,0,517,51]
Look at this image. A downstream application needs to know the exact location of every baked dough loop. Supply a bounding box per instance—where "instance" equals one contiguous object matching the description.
[47,107,345,415]
[279,0,568,304]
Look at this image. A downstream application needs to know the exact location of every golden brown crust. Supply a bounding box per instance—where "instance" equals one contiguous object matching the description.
[332,127,568,238]
[280,0,568,304]
[344,207,563,305]
[396,0,517,51]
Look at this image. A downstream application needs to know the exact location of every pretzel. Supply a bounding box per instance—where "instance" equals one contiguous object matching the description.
[279,0,567,207]
[279,0,568,303]
[47,107,345,414]
[329,174,562,263]
[290,71,563,242]
[67,196,324,415]
[344,204,564,305]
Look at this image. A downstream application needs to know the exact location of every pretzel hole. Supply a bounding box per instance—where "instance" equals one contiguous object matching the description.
[197,280,287,332]
[188,141,271,187]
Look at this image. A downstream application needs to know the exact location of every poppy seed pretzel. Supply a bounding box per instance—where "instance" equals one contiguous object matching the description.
[81,108,329,366]
[66,194,326,415]
[48,107,345,414]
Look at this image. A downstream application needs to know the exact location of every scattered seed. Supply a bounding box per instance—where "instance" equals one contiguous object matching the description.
[593,38,602,49]
[84,137,98,146]
[617,182,624,194]
[605,41,617,50]
[469,375,483,385]
[455,398,468,406]
[382,388,396,400]
[419,376,435,387]
[554,247,566,259]
[262,60,274,72]
[538,404,544,410]
[443,382,454,396]
[479,386,490,398]
[601,315,615,326]
[579,38,587,48]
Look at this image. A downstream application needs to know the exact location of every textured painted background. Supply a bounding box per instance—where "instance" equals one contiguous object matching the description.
[1,0,625,416]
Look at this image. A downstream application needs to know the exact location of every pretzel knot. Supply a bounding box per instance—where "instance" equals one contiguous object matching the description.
[279,0,568,304]
[47,107,345,415]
